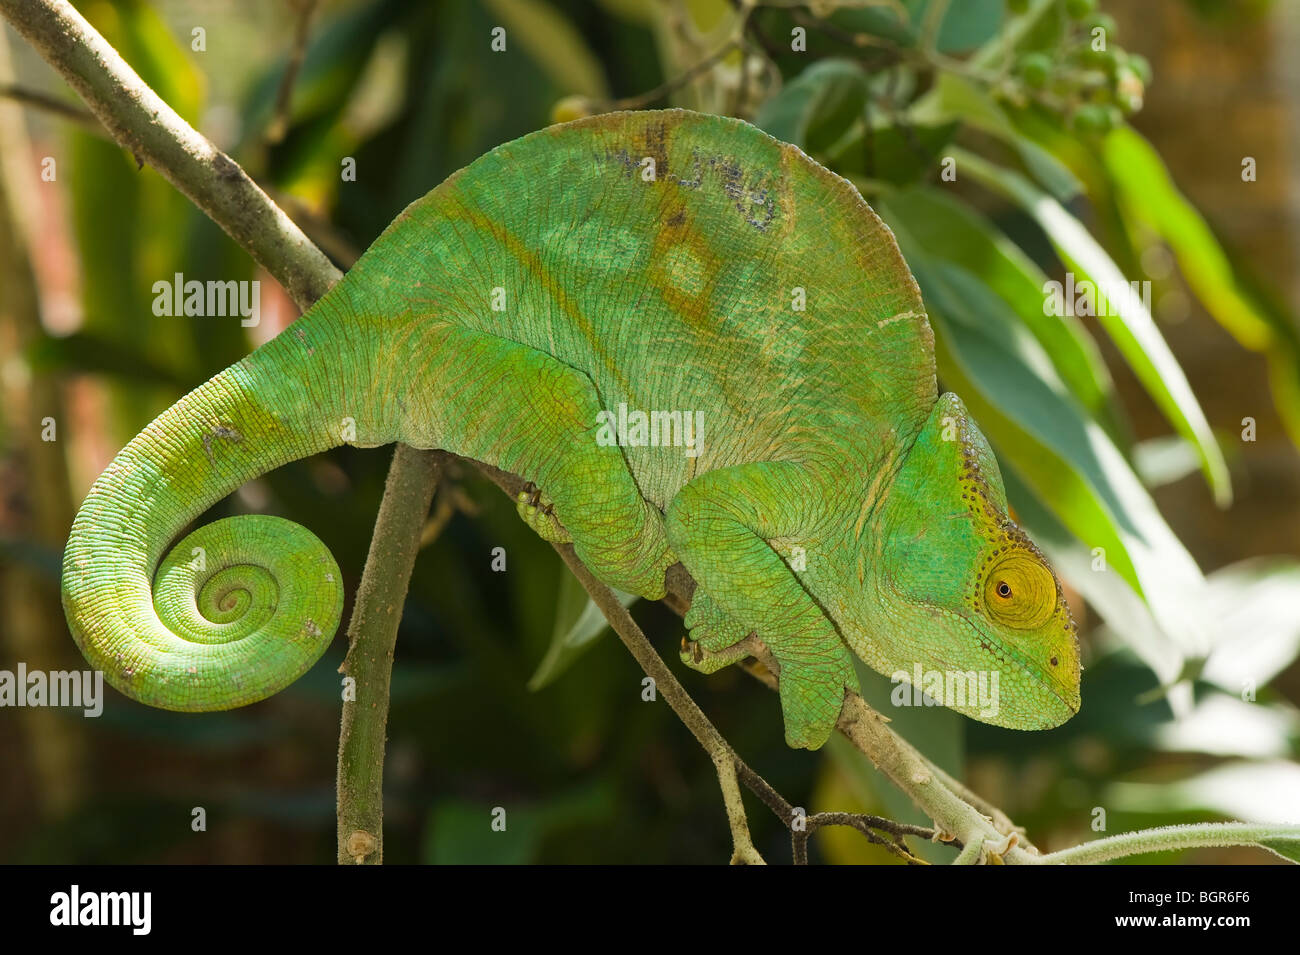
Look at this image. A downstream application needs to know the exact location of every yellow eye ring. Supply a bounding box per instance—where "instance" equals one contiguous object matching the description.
[983,552,1056,630]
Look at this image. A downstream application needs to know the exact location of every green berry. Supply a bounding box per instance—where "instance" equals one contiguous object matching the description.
[1065,0,1097,19]
[1113,65,1145,113]
[1071,102,1118,134]
[1084,12,1118,38]
[1077,40,1118,68]
[1017,52,1052,88]
[1127,53,1152,85]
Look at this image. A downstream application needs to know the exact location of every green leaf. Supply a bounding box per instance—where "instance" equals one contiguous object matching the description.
[1101,126,1276,350]
[911,72,1082,201]
[481,0,610,98]
[953,147,1232,507]
[1261,836,1300,864]
[529,568,638,690]
[877,186,1127,445]
[829,120,959,187]
[754,59,869,155]
[908,0,1003,53]
[422,781,615,864]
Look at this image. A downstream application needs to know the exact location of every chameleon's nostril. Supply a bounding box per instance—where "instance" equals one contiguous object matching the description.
[1050,656,1058,667]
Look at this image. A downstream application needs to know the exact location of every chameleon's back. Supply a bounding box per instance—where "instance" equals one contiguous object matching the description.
[337,109,938,504]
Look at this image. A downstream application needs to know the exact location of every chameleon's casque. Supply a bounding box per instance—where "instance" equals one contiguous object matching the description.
[62,109,1080,748]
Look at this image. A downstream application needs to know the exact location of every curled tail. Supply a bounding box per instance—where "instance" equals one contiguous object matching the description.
[61,304,391,711]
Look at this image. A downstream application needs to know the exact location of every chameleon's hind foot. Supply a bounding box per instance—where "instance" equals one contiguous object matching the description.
[515,484,572,544]
[680,591,758,673]
[680,635,759,674]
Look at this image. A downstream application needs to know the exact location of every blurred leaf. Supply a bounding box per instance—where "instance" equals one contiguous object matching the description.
[826,4,917,47]
[0,537,63,580]
[829,120,958,186]
[1199,558,1300,692]
[1109,149,1300,450]
[907,0,1003,53]
[1132,435,1201,489]
[954,146,1232,508]
[1102,126,1277,351]
[754,58,868,155]
[241,0,401,139]
[1151,694,1299,758]
[1106,760,1300,826]
[422,781,614,864]
[877,186,1126,445]
[482,0,610,99]
[27,331,185,387]
[912,72,1082,201]
[529,568,637,690]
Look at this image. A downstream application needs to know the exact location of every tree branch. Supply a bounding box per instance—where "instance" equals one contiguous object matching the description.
[336,446,444,864]
[0,0,339,308]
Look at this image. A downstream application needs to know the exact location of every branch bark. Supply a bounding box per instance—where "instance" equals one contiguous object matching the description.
[337,446,443,864]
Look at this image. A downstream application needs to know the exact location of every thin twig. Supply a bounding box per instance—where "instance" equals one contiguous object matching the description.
[0,81,100,130]
[266,0,317,145]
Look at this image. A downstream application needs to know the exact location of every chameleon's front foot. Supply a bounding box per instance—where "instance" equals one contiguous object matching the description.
[679,592,852,750]
[515,483,572,544]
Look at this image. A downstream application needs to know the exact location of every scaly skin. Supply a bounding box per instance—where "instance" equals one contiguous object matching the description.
[62,109,1080,747]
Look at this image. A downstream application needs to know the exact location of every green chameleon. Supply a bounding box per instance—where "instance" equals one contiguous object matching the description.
[62,109,1080,749]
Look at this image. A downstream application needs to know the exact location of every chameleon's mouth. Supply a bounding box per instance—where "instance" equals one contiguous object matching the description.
[958,616,1079,729]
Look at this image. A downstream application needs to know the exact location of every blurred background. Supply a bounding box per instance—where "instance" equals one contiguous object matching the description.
[1,0,1297,864]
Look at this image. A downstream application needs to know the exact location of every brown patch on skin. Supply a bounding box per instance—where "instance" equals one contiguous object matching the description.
[777,145,798,242]
[202,423,243,464]
[598,114,673,180]
[645,200,726,331]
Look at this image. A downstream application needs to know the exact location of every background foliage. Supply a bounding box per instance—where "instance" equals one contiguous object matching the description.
[1,0,1298,863]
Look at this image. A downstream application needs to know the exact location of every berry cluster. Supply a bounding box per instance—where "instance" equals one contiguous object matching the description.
[1007,0,1151,135]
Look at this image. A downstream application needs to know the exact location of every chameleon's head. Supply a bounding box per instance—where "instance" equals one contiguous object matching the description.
[868,393,1080,730]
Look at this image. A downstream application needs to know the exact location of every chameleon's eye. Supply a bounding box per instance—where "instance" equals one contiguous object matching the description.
[983,552,1055,630]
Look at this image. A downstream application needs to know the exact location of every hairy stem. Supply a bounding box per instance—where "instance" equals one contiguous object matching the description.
[1033,823,1300,866]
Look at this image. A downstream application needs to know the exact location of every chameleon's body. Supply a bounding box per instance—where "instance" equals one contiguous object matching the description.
[62,110,1079,749]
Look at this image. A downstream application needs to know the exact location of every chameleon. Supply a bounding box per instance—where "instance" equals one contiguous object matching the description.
[62,109,1080,749]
